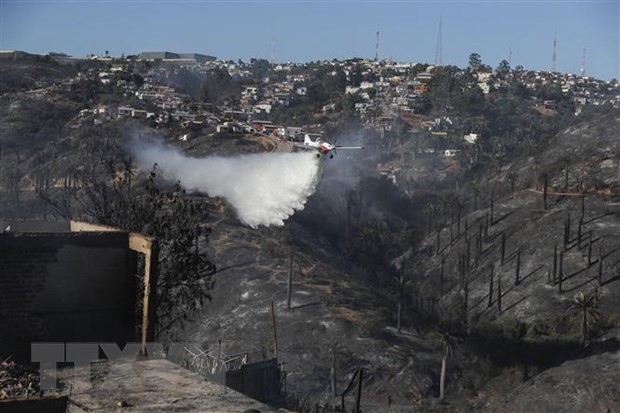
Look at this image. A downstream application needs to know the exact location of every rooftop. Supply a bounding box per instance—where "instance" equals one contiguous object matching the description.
[59,358,290,412]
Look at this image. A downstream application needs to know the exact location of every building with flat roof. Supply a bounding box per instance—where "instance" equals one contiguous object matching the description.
[139,51,216,63]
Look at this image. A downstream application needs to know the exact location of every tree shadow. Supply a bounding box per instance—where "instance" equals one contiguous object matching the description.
[561,276,597,294]
[502,295,528,313]
[602,273,620,287]
[520,265,546,284]
[584,212,616,225]
[465,332,580,369]
[563,264,591,283]
[491,210,514,226]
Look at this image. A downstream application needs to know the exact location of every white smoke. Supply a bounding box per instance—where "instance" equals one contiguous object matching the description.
[129,138,321,227]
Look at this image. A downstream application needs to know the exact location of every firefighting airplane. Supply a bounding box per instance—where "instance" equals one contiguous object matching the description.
[294,134,364,159]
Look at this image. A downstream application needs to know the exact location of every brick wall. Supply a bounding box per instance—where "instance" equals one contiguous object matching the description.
[0,232,136,360]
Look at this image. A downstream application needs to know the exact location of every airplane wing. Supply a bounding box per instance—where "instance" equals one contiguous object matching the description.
[335,146,365,150]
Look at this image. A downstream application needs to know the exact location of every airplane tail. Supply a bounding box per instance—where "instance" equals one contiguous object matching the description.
[304,134,312,145]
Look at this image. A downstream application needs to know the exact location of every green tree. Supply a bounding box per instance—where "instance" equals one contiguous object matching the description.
[468,53,482,72]
[571,291,599,347]
[496,59,511,79]
[351,64,363,87]
[45,158,216,341]
[249,58,271,79]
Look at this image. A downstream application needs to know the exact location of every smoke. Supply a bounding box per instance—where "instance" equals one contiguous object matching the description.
[129,138,321,227]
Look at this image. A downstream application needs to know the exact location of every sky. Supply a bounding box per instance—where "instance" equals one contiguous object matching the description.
[1,0,618,80]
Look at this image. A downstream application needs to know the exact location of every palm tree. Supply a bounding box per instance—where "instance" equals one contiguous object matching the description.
[431,329,460,401]
[394,269,411,333]
[571,292,599,347]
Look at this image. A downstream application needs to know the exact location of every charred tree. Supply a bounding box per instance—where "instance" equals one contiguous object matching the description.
[551,243,558,284]
[598,249,603,286]
[564,213,571,251]
[515,249,521,286]
[587,231,593,266]
[497,272,502,315]
[558,251,564,293]
[440,258,445,295]
[488,265,494,308]
[543,173,548,210]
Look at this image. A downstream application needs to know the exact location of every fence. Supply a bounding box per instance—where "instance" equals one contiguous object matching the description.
[165,343,282,402]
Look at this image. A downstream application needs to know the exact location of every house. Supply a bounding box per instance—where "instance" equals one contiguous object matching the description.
[118,106,134,117]
[252,120,273,132]
[254,104,272,114]
[463,133,479,144]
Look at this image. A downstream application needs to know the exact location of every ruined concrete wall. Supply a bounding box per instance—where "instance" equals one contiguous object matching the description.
[0,232,136,359]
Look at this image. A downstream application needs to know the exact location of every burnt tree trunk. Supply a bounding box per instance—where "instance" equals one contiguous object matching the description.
[488,265,494,308]
[587,231,593,266]
[515,249,521,285]
[497,272,502,315]
[564,213,571,251]
[598,249,603,286]
[543,173,548,210]
[552,244,558,284]
[558,251,564,293]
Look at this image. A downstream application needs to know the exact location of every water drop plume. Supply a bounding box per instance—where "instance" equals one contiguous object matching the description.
[129,137,321,227]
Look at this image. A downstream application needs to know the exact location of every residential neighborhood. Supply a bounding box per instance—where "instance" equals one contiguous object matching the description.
[7,49,616,158]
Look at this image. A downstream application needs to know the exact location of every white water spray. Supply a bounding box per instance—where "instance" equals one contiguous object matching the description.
[130,138,321,227]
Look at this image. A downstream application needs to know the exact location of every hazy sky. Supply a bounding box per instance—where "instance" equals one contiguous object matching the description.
[1,0,618,80]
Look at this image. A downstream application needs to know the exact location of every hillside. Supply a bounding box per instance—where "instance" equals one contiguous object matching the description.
[0,56,618,412]
[184,110,619,411]
[403,110,620,411]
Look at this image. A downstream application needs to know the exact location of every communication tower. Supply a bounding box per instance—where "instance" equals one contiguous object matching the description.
[551,34,557,72]
[435,16,443,66]
[580,48,587,77]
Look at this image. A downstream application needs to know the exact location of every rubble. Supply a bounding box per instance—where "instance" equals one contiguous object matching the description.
[0,357,40,400]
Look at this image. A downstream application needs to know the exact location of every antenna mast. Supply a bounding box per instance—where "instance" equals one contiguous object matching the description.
[435,16,443,66]
[580,48,586,77]
[551,33,557,72]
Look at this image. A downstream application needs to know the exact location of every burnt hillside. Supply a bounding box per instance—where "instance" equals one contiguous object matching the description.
[402,110,620,412]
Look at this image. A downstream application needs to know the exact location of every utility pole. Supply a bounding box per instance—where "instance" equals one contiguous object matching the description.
[270,302,279,359]
[287,250,293,310]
